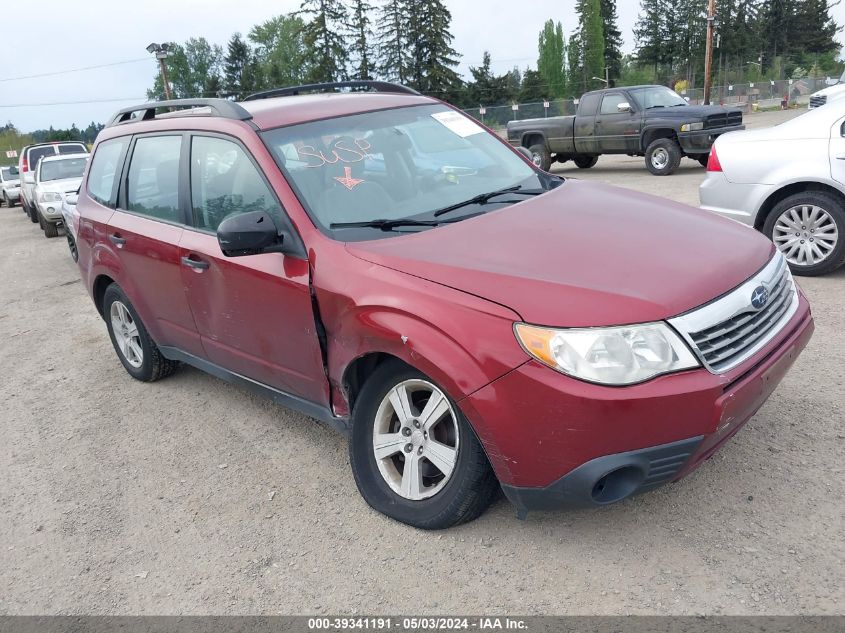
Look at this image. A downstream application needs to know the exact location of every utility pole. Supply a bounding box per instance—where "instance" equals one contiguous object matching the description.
[703,0,717,105]
[146,43,173,100]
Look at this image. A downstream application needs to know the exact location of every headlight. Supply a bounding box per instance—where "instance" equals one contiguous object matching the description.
[39,191,62,202]
[514,322,700,386]
[680,122,705,132]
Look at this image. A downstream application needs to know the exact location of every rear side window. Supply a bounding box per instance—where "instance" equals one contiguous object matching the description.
[58,143,87,155]
[600,93,628,115]
[190,135,283,232]
[126,136,182,223]
[28,146,55,170]
[579,93,601,116]
[87,138,128,206]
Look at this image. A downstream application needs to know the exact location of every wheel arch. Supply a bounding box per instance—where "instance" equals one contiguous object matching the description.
[642,127,679,152]
[92,274,116,318]
[520,131,547,149]
[755,180,845,231]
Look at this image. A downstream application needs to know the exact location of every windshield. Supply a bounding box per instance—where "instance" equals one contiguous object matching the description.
[261,104,551,240]
[629,87,688,109]
[39,157,87,182]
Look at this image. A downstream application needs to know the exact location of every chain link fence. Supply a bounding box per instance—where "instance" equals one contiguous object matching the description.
[463,77,831,130]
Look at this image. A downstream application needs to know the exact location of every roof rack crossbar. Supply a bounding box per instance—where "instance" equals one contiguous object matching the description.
[108,98,252,127]
[244,81,420,101]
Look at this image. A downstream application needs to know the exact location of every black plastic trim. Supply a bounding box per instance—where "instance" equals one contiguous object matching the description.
[158,347,348,434]
[501,436,704,513]
[108,99,253,127]
[245,81,420,101]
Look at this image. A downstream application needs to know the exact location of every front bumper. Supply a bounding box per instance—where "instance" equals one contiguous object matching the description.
[36,200,63,221]
[679,125,745,154]
[461,295,813,512]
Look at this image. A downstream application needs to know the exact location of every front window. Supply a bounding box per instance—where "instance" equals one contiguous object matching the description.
[39,157,87,182]
[629,87,688,110]
[261,104,556,240]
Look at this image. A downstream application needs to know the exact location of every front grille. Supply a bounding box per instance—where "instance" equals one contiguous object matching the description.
[810,95,828,108]
[669,254,798,374]
[705,111,743,130]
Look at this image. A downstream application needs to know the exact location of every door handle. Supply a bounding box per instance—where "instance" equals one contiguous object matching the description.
[109,233,126,247]
[181,255,209,271]
[835,154,845,160]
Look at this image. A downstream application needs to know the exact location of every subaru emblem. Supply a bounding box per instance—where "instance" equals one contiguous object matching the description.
[751,285,769,310]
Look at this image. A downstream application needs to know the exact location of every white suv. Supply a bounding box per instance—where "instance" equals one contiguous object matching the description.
[33,153,89,238]
[18,141,87,223]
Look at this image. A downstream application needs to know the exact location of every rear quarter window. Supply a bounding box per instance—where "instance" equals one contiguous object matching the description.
[27,146,55,169]
[87,138,128,207]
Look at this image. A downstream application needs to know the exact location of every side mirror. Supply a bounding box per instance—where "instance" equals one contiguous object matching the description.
[24,172,35,184]
[217,211,285,257]
[516,146,534,162]
[617,102,633,113]
[65,194,79,206]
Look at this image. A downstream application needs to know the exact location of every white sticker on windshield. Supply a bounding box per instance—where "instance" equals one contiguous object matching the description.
[431,111,484,138]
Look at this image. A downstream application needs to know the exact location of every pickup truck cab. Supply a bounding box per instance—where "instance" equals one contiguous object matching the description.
[507,85,744,176]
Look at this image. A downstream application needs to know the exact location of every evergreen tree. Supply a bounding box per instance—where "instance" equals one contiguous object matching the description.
[519,69,547,102]
[537,20,567,98]
[794,0,840,55]
[224,33,255,98]
[348,0,376,80]
[299,0,349,83]
[377,0,410,83]
[404,0,462,96]
[634,0,672,82]
[567,32,583,95]
[599,0,623,86]
[577,0,605,91]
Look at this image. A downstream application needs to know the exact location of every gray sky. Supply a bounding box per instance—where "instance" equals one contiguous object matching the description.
[1,0,842,132]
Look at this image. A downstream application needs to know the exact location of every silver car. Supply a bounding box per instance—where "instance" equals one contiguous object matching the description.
[1,165,20,207]
[33,153,89,238]
[700,106,845,276]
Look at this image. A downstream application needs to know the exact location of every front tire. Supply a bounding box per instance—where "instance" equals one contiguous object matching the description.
[574,155,599,169]
[528,143,552,172]
[102,284,179,382]
[645,138,682,176]
[764,192,845,276]
[349,360,499,529]
[43,220,59,238]
[28,203,39,223]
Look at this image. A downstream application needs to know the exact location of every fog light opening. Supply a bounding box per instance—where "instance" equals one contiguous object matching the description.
[591,466,645,504]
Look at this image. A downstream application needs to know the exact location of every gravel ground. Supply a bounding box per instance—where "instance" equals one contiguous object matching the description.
[0,108,842,616]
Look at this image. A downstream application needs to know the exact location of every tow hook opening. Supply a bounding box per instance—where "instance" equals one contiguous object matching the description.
[591,466,645,504]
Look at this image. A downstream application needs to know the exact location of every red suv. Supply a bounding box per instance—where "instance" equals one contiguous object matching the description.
[73,82,814,529]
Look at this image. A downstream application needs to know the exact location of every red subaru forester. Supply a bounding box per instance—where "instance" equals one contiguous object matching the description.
[74,82,814,529]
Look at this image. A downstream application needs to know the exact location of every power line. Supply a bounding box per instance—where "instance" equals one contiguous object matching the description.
[0,58,150,83]
[0,97,147,108]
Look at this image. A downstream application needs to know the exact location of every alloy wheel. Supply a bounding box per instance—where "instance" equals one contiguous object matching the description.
[651,148,669,170]
[773,204,839,267]
[110,300,143,368]
[372,379,460,501]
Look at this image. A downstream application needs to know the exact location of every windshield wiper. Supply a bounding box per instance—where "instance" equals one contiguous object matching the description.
[432,186,544,218]
[331,212,488,232]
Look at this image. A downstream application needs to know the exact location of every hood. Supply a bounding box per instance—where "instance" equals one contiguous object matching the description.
[648,104,741,119]
[346,180,774,327]
[812,82,845,98]
[38,177,82,195]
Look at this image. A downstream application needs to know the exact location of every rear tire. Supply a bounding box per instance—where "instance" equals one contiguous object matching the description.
[645,138,682,176]
[349,360,499,529]
[574,155,599,169]
[28,203,39,223]
[763,191,845,276]
[67,232,79,262]
[102,284,180,382]
[697,154,710,168]
[528,143,552,172]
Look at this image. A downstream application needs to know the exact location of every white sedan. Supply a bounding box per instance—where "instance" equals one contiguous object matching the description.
[700,106,845,276]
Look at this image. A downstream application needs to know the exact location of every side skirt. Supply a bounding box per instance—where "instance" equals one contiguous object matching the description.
[158,346,350,435]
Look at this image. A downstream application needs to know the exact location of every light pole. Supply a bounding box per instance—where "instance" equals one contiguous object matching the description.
[147,43,173,100]
[703,0,717,105]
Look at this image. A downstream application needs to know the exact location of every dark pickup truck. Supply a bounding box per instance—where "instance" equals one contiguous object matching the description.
[507,85,744,176]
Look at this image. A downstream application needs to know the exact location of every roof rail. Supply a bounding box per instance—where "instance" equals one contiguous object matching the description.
[107,98,253,127]
[244,81,420,101]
